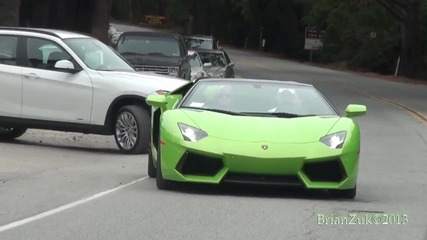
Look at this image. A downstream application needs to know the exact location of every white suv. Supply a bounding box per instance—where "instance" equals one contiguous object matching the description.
[0,27,187,154]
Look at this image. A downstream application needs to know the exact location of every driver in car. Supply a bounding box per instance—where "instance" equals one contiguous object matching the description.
[268,88,302,114]
[204,84,234,109]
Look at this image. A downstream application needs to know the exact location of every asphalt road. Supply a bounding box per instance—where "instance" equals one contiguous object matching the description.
[1,29,427,239]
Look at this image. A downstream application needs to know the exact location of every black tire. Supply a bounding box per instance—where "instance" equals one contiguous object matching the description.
[114,105,150,154]
[0,127,27,140]
[329,185,357,199]
[156,144,172,190]
[147,146,156,178]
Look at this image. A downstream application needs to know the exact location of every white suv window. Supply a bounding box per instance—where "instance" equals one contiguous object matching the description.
[64,38,134,71]
[26,37,72,70]
[0,36,18,66]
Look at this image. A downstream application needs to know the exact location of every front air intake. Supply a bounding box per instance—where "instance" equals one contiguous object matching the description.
[175,152,224,176]
[222,173,303,187]
[302,159,347,182]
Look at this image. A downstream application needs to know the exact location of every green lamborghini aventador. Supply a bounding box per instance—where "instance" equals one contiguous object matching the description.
[145,78,366,199]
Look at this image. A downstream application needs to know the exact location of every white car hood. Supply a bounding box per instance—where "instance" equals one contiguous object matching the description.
[97,70,189,92]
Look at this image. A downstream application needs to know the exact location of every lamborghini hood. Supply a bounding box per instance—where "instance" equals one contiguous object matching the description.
[181,109,341,143]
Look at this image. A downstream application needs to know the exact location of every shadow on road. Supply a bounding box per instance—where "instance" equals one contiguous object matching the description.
[0,139,121,154]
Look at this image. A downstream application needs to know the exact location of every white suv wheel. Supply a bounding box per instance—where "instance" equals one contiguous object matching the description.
[115,112,138,150]
[0,127,27,140]
[113,105,150,154]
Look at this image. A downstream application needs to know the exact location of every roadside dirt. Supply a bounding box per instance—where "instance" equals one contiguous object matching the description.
[306,62,427,86]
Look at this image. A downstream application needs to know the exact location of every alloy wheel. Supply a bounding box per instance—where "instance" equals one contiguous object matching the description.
[115,112,139,150]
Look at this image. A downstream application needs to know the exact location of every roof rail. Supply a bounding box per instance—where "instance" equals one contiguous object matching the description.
[0,27,61,38]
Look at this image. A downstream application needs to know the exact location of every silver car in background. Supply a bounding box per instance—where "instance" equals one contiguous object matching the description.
[188,50,208,80]
[108,24,122,45]
[197,49,235,78]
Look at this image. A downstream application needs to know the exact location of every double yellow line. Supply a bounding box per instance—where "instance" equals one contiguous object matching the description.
[344,86,427,126]
[235,60,276,71]
[234,59,426,126]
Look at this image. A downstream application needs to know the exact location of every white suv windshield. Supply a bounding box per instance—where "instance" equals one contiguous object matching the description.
[64,38,134,71]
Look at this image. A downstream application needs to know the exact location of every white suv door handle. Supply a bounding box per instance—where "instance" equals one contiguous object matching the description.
[24,73,40,79]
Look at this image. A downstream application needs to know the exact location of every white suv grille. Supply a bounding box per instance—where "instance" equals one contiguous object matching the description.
[134,65,169,75]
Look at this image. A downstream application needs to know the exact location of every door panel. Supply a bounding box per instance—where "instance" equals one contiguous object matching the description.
[22,37,93,123]
[0,35,22,117]
[0,65,22,117]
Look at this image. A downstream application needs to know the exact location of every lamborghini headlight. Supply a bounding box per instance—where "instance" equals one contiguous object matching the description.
[320,131,347,149]
[178,123,208,142]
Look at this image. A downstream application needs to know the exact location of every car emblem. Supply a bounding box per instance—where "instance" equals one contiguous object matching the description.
[261,144,268,150]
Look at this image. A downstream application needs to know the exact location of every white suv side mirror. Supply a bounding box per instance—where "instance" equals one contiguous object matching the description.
[55,60,75,69]
[54,60,80,73]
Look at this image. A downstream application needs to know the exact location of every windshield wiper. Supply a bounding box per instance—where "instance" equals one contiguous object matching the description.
[269,112,316,118]
[181,106,244,116]
[240,112,316,118]
[205,108,245,116]
[147,52,168,57]
[119,52,145,56]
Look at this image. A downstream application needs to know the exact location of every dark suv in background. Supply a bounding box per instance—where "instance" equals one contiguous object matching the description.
[114,31,192,80]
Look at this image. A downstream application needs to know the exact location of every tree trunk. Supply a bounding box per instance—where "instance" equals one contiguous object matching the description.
[19,0,111,44]
[0,0,21,26]
[377,0,422,78]
[91,0,112,44]
[398,3,421,78]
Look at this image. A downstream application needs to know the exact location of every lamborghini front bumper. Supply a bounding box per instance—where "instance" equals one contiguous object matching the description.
[159,137,359,190]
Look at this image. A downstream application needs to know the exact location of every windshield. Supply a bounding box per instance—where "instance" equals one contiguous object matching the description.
[198,52,226,67]
[185,38,214,49]
[179,81,338,117]
[64,38,134,71]
[116,35,181,57]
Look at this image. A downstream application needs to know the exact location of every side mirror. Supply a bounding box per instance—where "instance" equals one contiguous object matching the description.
[55,60,74,69]
[228,62,235,68]
[146,94,168,108]
[54,60,79,73]
[203,62,212,68]
[345,104,367,118]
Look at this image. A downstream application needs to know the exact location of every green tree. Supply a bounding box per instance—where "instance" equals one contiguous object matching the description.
[19,0,112,44]
[0,0,21,26]
[377,0,423,78]
[233,0,305,58]
[303,0,401,73]
[111,0,162,24]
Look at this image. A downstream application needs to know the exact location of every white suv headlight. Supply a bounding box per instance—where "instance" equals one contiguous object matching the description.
[178,123,208,142]
[320,131,347,149]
